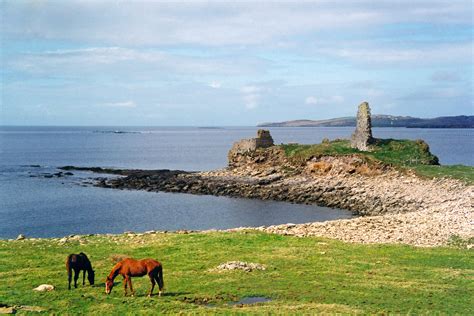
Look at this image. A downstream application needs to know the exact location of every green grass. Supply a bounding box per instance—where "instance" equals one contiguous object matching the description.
[281,139,474,184]
[411,164,474,183]
[0,232,473,314]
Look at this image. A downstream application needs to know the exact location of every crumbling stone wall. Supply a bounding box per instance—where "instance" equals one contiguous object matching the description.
[228,129,274,165]
[351,101,374,151]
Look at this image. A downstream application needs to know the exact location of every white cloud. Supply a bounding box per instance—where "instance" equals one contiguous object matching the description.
[2,1,471,46]
[331,95,345,103]
[305,96,318,105]
[208,81,221,89]
[102,100,136,108]
[320,43,472,65]
[7,47,269,77]
[305,95,344,105]
[431,71,461,82]
[366,89,384,97]
[241,85,264,109]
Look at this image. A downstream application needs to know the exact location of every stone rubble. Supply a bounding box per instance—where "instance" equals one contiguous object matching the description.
[211,261,266,272]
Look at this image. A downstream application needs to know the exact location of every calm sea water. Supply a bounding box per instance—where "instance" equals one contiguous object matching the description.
[0,126,472,238]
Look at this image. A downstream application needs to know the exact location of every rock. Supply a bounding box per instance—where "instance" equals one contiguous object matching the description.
[33,284,54,292]
[0,306,15,314]
[212,261,266,272]
[16,234,25,240]
[351,101,374,151]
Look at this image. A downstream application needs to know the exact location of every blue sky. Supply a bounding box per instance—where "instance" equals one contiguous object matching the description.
[1,0,473,126]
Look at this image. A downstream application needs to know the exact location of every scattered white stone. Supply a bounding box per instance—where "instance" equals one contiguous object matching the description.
[33,284,54,292]
[0,306,15,314]
[212,261,266,272]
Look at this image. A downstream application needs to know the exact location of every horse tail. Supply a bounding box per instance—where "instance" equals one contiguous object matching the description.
[66,255,73,289]
[66,254,73,272]
[156,264,164,291]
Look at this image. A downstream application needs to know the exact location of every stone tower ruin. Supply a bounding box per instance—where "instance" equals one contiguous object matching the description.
[227,129,274,165]
[351,101,374,151]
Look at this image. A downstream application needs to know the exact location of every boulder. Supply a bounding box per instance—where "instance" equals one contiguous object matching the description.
[33,284,54,292]
[16,234,25,240]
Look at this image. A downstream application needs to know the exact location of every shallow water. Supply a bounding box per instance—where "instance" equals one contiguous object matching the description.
[0,165,352,238]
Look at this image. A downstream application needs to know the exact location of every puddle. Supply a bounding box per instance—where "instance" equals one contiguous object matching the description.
[229,296,272,306]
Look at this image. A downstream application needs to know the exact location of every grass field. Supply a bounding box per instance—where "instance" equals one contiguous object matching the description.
[281,139,474,184]
[1,232,472,314]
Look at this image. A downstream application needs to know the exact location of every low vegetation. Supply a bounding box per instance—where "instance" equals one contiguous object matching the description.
[282,139,474,183]
[0,232,472,314]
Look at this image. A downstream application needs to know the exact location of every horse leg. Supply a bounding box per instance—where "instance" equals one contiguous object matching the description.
[67,268,72,290]
[73,269,79,288]
[82,270,86,286]
[156,266,164,296]
[128,277,135,297]
[148,273,156,297]
[123,276,128,296]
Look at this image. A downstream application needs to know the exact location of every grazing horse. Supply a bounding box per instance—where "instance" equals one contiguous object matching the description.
[105,258,164,297]
[66,252,95,290]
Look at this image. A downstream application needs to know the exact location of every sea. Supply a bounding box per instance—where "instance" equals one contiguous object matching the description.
[0,126,472,238]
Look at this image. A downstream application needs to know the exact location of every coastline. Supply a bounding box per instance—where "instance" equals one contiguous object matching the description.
[57,146,473,247]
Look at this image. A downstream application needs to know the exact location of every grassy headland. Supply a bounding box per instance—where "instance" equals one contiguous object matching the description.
[282,139,474,183]
[1,232,472,314]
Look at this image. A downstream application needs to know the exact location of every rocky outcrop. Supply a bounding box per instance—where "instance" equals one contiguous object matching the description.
[351,102,374,151]
[228,130,274,166]
[62,141,472,247]
[82,147,460,218]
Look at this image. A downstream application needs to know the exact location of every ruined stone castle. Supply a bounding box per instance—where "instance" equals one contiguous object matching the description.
[228,129,274,162]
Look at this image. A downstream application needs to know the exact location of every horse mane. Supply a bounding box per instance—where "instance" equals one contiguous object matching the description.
[107,262,122,280]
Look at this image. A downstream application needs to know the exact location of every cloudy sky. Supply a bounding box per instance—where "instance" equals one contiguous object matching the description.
[1,0,472,126]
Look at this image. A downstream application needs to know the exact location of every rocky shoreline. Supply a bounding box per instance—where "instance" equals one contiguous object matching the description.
[59,145,473,247]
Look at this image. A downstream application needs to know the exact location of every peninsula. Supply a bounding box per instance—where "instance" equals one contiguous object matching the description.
[259,114,474,128]
[59,102,473,247]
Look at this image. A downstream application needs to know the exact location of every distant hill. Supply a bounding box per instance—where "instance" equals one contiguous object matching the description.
[258,115,474,128]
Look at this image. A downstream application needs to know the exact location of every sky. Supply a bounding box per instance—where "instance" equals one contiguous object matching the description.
[1,0,473,126]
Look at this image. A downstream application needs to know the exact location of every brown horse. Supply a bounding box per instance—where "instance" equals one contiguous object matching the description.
[66,252,95,290]
[105,258,164,297]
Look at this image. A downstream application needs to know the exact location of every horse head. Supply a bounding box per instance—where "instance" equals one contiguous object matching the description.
[88,269,95,285]
[105,276,114,294]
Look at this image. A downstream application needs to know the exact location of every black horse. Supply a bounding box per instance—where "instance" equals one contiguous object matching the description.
[66,252,95,290]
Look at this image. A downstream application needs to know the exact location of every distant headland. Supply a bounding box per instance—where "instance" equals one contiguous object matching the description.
[258,114,474,128]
